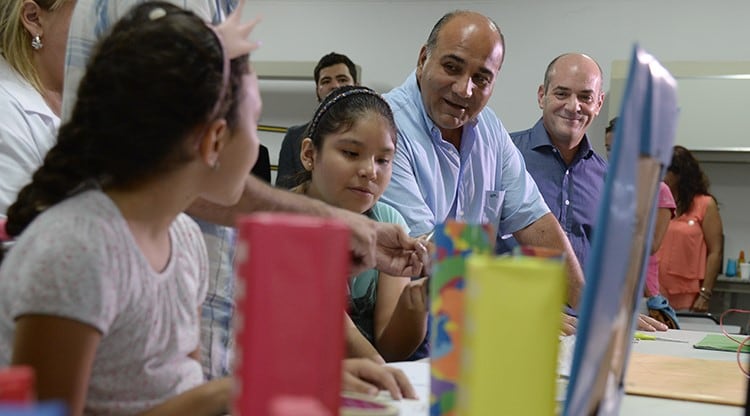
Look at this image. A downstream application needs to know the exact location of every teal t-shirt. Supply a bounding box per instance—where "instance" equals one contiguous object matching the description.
[348,201,410,344]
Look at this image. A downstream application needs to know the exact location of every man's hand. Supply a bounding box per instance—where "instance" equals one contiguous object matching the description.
[339,205,427,276]
[337,210,427,277]
[336,209,378,275]
[373,222,428,277]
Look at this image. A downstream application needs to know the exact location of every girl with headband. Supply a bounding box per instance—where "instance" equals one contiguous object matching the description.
[294,85,429,365]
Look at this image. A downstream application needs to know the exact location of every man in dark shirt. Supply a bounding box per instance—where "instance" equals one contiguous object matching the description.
[505,53,667,332]
[275,52,358,188]
[500,53,607,269]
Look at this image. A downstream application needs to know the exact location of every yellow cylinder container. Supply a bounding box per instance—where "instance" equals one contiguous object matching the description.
[458,255,566,416]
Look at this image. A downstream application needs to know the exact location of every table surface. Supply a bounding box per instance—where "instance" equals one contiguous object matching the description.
[620,329,746,416]
[378,329,748,415]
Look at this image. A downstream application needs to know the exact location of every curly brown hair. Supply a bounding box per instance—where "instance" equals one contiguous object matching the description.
[667,145,715,215]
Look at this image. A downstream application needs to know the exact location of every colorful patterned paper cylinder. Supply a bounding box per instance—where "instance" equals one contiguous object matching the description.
[458,255,566,416]
[232,213,350,416]
[429,221,495,416]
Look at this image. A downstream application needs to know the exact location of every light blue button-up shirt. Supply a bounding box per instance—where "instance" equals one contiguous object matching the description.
[63,0,235,121]
[381,71,549,240]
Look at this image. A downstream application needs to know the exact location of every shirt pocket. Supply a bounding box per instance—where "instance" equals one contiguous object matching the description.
[482,190,505,230]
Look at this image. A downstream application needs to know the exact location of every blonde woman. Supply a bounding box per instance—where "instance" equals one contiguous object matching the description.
[0,0,75,216]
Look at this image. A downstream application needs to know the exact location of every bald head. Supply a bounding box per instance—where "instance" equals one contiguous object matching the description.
[416,10,506,143]
[537,53,605,156]
[543,53,603,94]
[425,11,505,61]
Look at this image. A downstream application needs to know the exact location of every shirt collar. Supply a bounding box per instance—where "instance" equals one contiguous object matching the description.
[530,117,595,159]
[0,57,58,120]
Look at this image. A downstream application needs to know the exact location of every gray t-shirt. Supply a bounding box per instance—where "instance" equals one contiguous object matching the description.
[0,190,208,415]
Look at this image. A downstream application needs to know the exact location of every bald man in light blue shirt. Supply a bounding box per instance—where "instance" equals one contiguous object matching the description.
[381,11,584,317]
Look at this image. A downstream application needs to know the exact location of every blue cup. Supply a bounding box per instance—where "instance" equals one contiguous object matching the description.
[726,259,738,277]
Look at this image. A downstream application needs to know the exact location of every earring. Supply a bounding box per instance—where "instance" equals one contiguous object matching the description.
[31,34,43,50]
[212,160,220,170]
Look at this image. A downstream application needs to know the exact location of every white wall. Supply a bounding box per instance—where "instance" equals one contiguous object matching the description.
[705,163,750,271]
[247,0,750,141]
[246,0,750,267]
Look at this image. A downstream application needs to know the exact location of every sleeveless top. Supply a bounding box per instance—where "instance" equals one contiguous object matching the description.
[657,194,712,302]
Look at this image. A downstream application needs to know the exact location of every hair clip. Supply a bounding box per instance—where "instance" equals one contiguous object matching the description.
[148,7,167,21]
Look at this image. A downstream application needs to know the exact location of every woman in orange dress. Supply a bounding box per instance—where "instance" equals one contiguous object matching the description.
[657,146,724,312]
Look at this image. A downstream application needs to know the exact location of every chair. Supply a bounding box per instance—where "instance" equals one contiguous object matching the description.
[251,144,272,183]
[676,311,719,325]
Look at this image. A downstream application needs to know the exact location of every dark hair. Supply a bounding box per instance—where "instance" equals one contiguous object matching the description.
[667,145,714,215]
[424,10,504,59]
[543,53,603,94]
[4,2,249,238]
[605,117,618,134]
[314,52,357,84]
[298,85,396,184]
